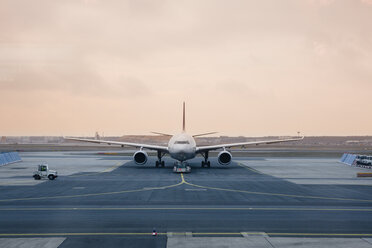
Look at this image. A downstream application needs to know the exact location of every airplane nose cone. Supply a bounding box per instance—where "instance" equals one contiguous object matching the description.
[179,152,185,159]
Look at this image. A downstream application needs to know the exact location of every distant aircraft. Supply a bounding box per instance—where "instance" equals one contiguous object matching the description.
[65,102,304,168]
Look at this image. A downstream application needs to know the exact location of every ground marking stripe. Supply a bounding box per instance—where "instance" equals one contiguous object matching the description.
[183,170,372,203]
[237,162,264,174]
[2,172,372,203]
[0,207,372,211]
[0,232,372,237]
[184,180,372,202]
[69,161,124,178]
[0,181,183,202]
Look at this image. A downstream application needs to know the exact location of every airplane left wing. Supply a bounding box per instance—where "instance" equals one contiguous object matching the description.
[196,136,304,153]
[64,137,169,153]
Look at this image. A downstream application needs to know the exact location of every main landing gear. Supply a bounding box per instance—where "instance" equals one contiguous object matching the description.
[201,151,211,168]
[155,151,165,168]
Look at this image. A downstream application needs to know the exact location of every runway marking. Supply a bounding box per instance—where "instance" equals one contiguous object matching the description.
[102,161,124,172]
[183,177,372,203]
[0,176,184,202]
[237,162,264,174]
[0,207,372,212]
[0,232,372,237]
[1,172,372,203]
[69,161,124,178]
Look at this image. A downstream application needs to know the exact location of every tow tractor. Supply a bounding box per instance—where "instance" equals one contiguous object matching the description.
[173,161,191,173]
[33,163,58,180]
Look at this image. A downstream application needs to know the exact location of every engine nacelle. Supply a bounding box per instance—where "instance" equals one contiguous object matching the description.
[218,151,232,165]
[133,150,148,165]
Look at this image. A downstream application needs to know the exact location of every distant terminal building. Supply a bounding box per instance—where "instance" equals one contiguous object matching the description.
[0,136,7,143]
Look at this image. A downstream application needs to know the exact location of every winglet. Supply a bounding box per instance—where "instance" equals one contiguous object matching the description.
[182,102,186,132]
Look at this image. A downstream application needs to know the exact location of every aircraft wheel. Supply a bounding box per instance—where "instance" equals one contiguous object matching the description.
[155,161,159,167]
[161,161,165,167]
[201,161,205,167]
[207,161,211,168]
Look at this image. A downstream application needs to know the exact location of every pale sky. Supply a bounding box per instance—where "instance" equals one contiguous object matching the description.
[1,0,372,136]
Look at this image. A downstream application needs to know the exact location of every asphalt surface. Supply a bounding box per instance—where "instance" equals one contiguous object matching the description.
[1,153,372,247]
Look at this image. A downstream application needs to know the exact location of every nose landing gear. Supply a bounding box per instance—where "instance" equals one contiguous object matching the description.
[173,161,191,173]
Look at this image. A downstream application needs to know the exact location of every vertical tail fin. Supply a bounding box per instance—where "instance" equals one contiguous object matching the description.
[182,102,186,132]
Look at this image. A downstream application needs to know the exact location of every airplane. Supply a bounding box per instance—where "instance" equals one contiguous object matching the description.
[65,102,304,168]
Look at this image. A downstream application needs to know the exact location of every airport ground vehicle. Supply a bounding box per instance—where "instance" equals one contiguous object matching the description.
[173,161,191,173]
[355,155,372,166]
[33,164,58,180]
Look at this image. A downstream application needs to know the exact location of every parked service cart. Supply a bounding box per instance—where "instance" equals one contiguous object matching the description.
[33,163,58,180]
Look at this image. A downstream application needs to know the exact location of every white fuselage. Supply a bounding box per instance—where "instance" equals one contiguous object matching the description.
[168,132,197,161]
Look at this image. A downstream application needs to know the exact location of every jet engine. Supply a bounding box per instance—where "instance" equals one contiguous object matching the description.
[217,150,232,165]
[133,150,148,165]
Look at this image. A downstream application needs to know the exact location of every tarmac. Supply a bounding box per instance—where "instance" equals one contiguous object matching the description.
[0,151,372,247]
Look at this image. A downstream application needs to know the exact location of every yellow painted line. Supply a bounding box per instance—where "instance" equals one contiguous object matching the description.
[184,181,372,203]
[0,207,372,212]
[265,233,372,237]
[0,233,156,237]
[192,232,372,237]
[2,171,370,203]
[102,161,124,172]
[192,233,372,237]
[69,161,124,178]
[0,173,185,202]
[237,162,263,174]
[0,232,372,237]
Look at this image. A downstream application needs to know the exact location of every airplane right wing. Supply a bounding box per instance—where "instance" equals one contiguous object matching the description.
[64,137,169,153]
[196,136,304,153]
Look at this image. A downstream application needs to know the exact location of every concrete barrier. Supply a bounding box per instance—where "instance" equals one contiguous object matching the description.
[0,152,22,166]
[357,173,372,177]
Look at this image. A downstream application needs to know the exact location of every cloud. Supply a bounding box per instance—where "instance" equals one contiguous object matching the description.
[306,0,335,5]
[0,0,372,135]
[361,0,372,5]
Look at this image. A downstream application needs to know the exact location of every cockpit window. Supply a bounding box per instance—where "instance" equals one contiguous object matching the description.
[175,141,190,144]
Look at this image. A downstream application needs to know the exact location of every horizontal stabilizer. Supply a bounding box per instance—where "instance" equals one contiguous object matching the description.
[193,132,218,137]
[151,132,173,137]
